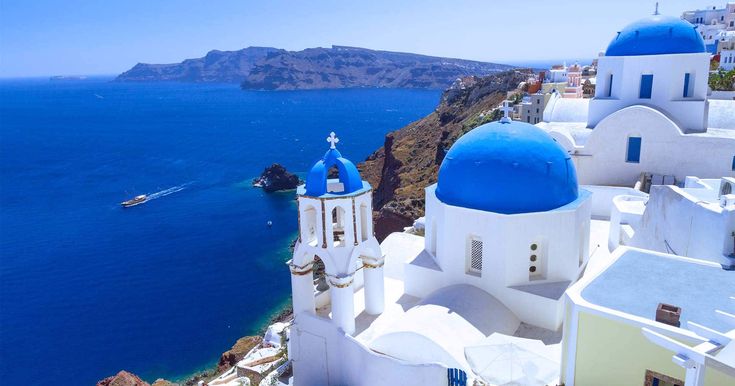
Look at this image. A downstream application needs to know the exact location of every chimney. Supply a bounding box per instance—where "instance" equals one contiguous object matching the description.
[656,303,682,327]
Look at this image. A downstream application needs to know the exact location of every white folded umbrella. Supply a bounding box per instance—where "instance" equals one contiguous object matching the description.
[464,334,559,386]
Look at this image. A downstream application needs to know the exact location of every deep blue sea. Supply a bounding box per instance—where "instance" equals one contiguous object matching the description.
[0,77,440,385]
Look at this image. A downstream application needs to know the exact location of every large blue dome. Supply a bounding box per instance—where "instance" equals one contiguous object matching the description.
[605,16,705,56]
[435,120,578,214]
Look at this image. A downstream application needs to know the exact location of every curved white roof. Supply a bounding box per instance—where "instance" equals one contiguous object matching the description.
[544,95,590,123]
[368,285,520,371]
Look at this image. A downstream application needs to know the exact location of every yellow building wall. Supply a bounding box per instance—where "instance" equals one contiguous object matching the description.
[573,311,732,386]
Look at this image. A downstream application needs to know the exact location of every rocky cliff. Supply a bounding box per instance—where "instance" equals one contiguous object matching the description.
[116,45,513,89]
[358,69,533,240]
[241,46,513,90]
[253,164,301,192]
[116,47,283,82]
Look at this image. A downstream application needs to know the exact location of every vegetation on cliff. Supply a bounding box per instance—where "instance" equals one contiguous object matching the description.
[358,69,534,239]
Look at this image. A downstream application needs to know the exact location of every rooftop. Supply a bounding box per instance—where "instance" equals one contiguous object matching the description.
[580,248,734,331]
[606,15,706,57]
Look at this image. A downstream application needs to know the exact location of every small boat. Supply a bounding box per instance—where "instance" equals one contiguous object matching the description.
[121,194,147,207]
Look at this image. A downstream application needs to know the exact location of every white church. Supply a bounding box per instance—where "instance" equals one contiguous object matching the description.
[283,12,735,386]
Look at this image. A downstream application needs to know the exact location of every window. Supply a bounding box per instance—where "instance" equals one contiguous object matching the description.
[639,74,653,99]
[529,241,547,280]
[644,369,683,386]
[331,206,346,247]
[429,219,437,255]
[606,74,613,97]
[536,108,539,113]
[626,137,642,163]
[731,155,735,171]
[467,237,482,275]
[683,73,691,98]
[303,206,318,245]
[527,116,530,123]
[360,204,369,242]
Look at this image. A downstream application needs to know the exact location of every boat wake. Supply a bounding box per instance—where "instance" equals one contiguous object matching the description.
[146,182,192,201]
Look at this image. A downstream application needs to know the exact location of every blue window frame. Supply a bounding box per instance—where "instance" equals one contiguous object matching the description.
[640,75,653,99]
[626,137,642,163]
[683,73,691,98]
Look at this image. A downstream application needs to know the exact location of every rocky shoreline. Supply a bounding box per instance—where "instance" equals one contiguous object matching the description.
[96,304,293,386]
[97,69,529,386]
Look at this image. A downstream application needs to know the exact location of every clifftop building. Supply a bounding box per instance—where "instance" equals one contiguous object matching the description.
[281,11,735,386]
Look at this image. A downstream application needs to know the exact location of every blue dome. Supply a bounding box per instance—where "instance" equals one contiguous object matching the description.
[605,16,705,56]
[304,147,363,196]
[435,120,578,214]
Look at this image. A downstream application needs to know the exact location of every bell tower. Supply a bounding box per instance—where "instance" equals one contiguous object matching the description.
[289,132,384,335]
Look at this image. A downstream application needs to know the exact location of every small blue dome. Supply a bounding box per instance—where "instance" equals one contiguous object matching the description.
[435,120,578,214]
[305,147,363,196]
[606,16,705,56]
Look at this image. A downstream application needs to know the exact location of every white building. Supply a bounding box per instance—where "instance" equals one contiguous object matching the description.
[280,12,735,386]
[288,110,595,385]
[539,15,735,188]
[720,31,735,69]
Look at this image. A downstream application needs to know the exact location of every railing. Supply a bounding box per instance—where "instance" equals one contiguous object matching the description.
[447,368,467,386]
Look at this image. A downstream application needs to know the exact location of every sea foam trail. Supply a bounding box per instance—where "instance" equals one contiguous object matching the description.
[146,182,193,201]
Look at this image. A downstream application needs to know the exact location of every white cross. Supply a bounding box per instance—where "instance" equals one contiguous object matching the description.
[500,100,513,123]
[327,132,339,149]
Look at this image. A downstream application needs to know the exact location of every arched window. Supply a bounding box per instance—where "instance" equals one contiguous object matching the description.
[332,206,346,247]
[303,206,318,245]
[360,203,369,242]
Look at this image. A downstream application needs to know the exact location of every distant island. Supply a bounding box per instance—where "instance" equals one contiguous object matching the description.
[115,46,514,90]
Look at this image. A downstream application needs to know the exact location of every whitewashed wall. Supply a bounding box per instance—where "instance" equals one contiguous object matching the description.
[570,106,735,187]
[630,185,735,266]
[414,186,592,330]
[291,313,447,386]
[589,52,710,132]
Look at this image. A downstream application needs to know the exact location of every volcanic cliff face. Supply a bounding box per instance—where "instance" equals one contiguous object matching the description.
[116,47,284,82]
[358,69,533,240]
[241,46,513,90]
[116,45,513,88]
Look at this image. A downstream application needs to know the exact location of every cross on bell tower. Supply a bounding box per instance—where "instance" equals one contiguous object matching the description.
[654,2,659,15]
[500,100,513,123]
[327,132,339,149]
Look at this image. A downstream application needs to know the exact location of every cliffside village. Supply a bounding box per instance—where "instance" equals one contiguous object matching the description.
[192,5,735,386]
[515,2,735,127]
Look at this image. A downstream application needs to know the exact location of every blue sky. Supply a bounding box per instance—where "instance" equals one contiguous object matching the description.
[0,0,701,77]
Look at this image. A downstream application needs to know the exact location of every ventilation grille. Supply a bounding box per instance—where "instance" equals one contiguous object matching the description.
[470,239,483,272]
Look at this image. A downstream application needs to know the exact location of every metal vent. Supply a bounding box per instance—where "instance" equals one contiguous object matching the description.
[470,239,483,272]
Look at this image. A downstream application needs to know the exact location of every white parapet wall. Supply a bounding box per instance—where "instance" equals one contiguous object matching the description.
[290,312,448,386]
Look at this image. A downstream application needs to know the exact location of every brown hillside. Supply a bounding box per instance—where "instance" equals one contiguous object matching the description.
[358,69,533,240]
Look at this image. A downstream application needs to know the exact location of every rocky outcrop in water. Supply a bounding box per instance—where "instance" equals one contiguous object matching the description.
[358,69,534,240]
[253,164,301,192]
